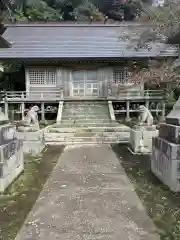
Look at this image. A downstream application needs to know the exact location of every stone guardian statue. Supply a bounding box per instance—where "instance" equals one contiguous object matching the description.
[27,105,40,129]
[139,105,153,126]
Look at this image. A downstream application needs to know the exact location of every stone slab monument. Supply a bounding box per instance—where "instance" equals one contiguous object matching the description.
[151,97,180,192]
[0,107,24,193]
[129,105,159,154]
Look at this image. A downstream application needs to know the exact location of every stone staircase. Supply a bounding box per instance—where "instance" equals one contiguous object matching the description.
[44,101,130,144]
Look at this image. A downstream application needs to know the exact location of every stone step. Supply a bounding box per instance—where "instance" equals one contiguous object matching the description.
[64,103,108,107]
[61,119,112,124]
[54,123,120,127]
[62,102,110,124]
[61,116,110,120]
[44,135,130,143]
[63,108,109,113]
[46,141,123,145]
[63,105,108,108]
[62,113,110,117]
[63,103,109,111]
[48,126,130,133]
[62,110,109,114]
[46,131,129,138]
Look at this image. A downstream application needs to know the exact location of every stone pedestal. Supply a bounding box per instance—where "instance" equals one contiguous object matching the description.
[18,125,39,132]
[166,97,180,125]
[151,96,180,192]
[130,125,158,154]
[0,139,23,192]
[0,125,24,192]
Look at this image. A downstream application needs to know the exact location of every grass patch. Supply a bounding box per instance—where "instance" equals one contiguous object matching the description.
[112,144,180,240]
[0,145,64,240]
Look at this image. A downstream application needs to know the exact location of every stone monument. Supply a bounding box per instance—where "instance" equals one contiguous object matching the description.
[18,105,40,132]
[151,97,180,192]
[129,105,159,154]
[0,108,24,193]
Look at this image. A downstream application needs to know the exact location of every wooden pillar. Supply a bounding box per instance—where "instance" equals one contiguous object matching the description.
[126,100,130,120]
[21,102,25,120]
[11,109,15,121]
[161,100,166,121]
[41,102,45,121]
[4,102,8,118]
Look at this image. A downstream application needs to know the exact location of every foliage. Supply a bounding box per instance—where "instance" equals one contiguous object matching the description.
[140,1,180,38]
[75,0,104,20]
[117,1,180,89]
[1,0,141,22]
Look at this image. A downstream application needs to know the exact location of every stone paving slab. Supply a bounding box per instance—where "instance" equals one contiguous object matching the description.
[58,145,124,174]
[15,145,159,240]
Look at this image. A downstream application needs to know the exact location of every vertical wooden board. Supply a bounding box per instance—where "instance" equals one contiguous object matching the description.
[62,69,71,97]
[98,67,113,98]
[57,67,63,87]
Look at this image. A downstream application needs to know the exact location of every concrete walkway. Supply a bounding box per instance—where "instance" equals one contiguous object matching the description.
[15,145,159,240]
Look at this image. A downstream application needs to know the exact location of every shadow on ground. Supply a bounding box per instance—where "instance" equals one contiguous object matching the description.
[0,145,64,240]
[112,144,180,240]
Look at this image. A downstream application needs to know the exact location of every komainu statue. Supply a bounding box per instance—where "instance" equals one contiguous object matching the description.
[27,105,40,128]
[139,105,153,126]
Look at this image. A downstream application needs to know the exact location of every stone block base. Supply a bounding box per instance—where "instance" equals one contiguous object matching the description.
[151,144,180,192]
[18,125,39,132]
[0,139,24,193]
[23,141,45,156]
[159,123,180,144]
[153,137,180,159]
[130,126,159,154]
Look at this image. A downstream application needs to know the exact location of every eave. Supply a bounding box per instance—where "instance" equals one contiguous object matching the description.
[0,56,177,63]
[0,35,11,48]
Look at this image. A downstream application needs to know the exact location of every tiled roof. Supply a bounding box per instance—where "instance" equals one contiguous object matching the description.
[0,23,178,59]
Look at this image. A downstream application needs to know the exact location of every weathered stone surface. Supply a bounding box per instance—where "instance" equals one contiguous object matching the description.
[46,102,130,145]
[159,123,180,144]
[0,138,24,192]
[16,129,45,155]
[130,126,158,153]
[44,126,130,145]
[22,141,45,156]
[17,125,39,132]
[0,124,16,146]
[151,99,180,192]
[152,137,180,160]
[166,97,180,125]
[15,145,158,240]
[133,125,156,131]
[151,146,180,192]
[0,107,9,124]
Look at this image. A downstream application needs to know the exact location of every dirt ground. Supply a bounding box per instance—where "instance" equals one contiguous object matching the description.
[0,146,64,240]
[112,144,180,240]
